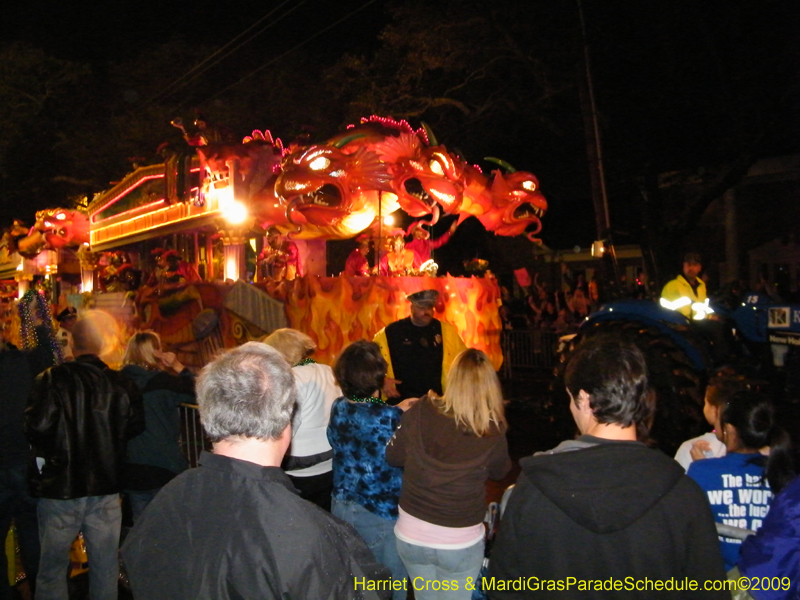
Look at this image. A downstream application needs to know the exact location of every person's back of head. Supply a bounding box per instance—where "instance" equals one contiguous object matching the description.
[70,310,124,366]
[439,348,506,437]
[721,390,796,494]
[564,335,650,428]
[705,371,749,409]
[123,331,161,369]
[261,328,315,366]
[71,314,106,357]
[334,340,386,398]
[197,342,297,443]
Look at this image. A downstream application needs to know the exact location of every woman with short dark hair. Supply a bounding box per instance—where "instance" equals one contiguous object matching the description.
[327,340,416,599]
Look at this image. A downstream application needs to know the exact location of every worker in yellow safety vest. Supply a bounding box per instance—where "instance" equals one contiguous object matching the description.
[660,253,713,320]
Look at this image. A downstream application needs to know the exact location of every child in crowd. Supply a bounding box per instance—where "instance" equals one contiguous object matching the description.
[674,373,748,471]
[687,390,796,571]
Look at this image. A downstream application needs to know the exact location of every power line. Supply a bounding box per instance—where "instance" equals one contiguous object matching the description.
[143,0,302,107]
[198,0,379,106]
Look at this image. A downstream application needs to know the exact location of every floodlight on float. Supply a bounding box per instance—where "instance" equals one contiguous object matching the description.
[221,196,248,225]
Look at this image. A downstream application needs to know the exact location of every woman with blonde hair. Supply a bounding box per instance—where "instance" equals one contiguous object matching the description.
[262,328,341,510]
[386,348,511,600]
[121,331,195,521]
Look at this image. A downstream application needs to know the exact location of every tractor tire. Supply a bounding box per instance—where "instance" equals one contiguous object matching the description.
[553,320,708,457]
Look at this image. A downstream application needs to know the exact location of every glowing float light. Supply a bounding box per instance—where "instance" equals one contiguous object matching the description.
[81,270,94,293]
[216,186,248,224]
[383,215,394,226]
[225,255,239,281]
[341,210,377,233]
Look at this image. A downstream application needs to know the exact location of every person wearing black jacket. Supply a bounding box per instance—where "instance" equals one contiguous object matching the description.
[121,331,195,521]
[0,334,39,600]
[487,336,727,599]
[25,312,144,600]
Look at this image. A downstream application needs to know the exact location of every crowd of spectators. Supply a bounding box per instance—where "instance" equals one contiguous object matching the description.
[499,270,598,336]
[2,292,797,600]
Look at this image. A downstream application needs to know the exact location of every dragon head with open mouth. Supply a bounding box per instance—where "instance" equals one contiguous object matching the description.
[275,141,396,237]
[372,130,465,225]
[477,161,548,242]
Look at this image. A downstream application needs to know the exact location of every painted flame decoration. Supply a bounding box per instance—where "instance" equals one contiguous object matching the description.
[263,275,504,370]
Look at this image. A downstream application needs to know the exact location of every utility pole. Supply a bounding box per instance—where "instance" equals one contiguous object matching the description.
[577,0,620,288]
[577,0,610,240]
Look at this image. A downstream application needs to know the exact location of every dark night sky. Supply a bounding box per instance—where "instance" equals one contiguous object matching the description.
[2,0,797,262]
[3,0,389,62]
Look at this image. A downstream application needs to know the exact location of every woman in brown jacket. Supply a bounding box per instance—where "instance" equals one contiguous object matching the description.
[386,348,511,600]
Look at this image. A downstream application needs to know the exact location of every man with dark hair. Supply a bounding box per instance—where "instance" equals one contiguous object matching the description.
[121,343,391,600]
[487,335,727,598]
[660,252,712,320]
[259,226,302,281]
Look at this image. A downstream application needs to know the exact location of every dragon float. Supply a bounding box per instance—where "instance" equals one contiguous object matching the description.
[0,209,89,260]
[198,116,547,243]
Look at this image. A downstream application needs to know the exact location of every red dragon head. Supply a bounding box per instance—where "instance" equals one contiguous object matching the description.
[372,132,465,224]
[477,163,547,242]
[15,209,90,258]
[275,143,394,233]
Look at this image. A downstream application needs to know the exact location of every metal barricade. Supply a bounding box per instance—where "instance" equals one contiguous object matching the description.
[501,329,558,379]
[179,403,210,468]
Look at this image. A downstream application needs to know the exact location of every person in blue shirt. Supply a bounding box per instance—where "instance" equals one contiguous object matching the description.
[688,390,795,571]
[328,341,417,599]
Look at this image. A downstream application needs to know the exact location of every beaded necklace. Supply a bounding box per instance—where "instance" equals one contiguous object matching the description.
[348,395,385,405]
[19,289,64,365]
[294,358,316,367]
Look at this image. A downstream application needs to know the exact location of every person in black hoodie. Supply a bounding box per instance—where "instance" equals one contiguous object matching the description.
[487,335,728,599]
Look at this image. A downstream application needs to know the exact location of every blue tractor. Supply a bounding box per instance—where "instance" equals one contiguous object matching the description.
[556,294,800,455]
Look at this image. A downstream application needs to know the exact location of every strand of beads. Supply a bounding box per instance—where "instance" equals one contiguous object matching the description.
[18,289,64,365]
[348,395,385,405]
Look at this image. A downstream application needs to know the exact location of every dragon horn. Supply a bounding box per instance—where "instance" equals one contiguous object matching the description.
[420,122,438,146]
[484,157,517,173]
[332,132,368,149]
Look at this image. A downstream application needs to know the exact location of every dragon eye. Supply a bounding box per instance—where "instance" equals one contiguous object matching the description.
[522,180,536,191]
[308,157,330,171]
[429,160,444,176]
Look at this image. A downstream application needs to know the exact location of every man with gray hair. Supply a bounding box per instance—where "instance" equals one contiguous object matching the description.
[121,342,392,599]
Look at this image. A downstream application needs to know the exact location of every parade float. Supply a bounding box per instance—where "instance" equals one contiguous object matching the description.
[0,209,90,346]
[2,116,548,370]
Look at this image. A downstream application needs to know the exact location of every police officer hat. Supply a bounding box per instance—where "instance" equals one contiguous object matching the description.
[56,307,78,322]
[407,290,438,308]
